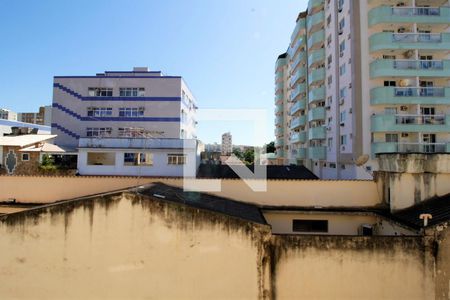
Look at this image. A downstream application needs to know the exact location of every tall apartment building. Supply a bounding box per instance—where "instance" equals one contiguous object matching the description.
[275,0,450,179]
[52,67,199,176]
[221,132,233,155]
[18,106,52,126]
[0,109,17,121]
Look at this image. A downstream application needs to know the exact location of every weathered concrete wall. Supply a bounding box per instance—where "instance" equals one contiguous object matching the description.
[271,235,434,300]
[436,225,450,300]
[0,192,269,299]
[0,176,381,207]
[0,192,440,299]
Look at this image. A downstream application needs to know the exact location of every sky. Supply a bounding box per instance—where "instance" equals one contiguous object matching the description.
[0,0,308,146]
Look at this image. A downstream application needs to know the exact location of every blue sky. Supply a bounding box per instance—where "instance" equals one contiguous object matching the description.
[0,0,308,146]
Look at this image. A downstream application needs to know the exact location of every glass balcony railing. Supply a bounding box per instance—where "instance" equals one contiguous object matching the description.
[369,6,450,26]
[291,67,307,86]
[290,83,307,101]
[370,33,450,52]
[275,116,284,125]
[371,114,450,132]
[308,48,325,68]
[308,146,326,160]
[275,127,284,136]
[308,126,326,140]
[290,131,307,144]
[291,52,306,71]
[290,115,307,129]
[307,29,325,50]
[290,18,306,43]
[308,67,325,86]
[298,147,307,159]
[290,99,306,116]
[308,106,326,122]
[275,57,287,71]
[308,86,325,104]
[306,11,324,33]
[371,87,449,105]
[372,142,450,155]
[370,59,450,78]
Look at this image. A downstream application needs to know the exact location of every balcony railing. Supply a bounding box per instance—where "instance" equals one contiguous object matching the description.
[371,114,450,132]
[393,33,442,43]
[369,6,450,26]
[370,59,450,78]
[373,142,448,155]
[393,87,445,97]
[395,114,445,125]
[394,60,443,70]
[370,86,450,105]
[392,7,441,16]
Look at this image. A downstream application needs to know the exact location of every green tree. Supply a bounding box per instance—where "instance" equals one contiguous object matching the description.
[265,141,275,153]
[39,154,57,172]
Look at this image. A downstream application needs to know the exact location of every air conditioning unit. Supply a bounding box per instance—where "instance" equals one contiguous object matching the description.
[339,98,345,105]
[349,108,352,113]
[400,106,408,111]
[339,52,344,57]
[325,105,331,110]
[401,132,409,137]
[358,224,373,236]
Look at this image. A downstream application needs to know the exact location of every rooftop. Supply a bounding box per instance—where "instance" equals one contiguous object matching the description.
[0,134,56,147]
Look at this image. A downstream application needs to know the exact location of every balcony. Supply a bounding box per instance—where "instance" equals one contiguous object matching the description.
[372,142,450,155]
[291,52,306,71]
[291,67,307,86]
[275,105,284,115]
[308,86,325,104]
[290,35,306,57]
[308,67,325,86]
[291,18,306,42]
[370,59,450,78]
[275,127,284,136]
[308,106,326,122]
[370,86,450,105]
[308,126,326,140]
[275,116,284,126]
[275,57,287,71]
[369,6,450,26]
[308,146,326,160]
[275,137,284,147]
[291,131,307,144]
[290,83,307,101]
[298,147,307,159]
[290,99,306,116]
[275,93,283,104]
[371,114,450,133]
[369,33,450,52]
[308,48,325,68]
[306,11,324,34]
[290,115,307,129]
[307,29,325,50]
[275,70,284,82]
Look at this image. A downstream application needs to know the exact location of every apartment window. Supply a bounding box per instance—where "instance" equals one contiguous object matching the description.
[326,15,332,26]
[327,138,333,149]
[119,87,145,97]
[327,35,332,46]
[88,88,113,97]
[339,87,347,99]
[330,163,336,168]
[21,153,30,161]
[340,111,346,123]
[340,134,347,145]
[87,152,115,166]
[384,81,396,87]
[168,154,187,165]
[339,63,346,76]
[87,107,112,117]
[327,76,333,85]
[124,152,153,166]
[119,107,145,117]
[385,134,399,143]
[118,127,145,137]
[338,18,345,32]
[338,0,344,11]
[86,127,112,137]
[327,55,332,66]
[383,55,396,60]
[339,41,345,53]
[292,220,328,233]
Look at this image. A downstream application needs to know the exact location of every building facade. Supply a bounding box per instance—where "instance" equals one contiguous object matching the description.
[52,67,199,176]
[221,132,232,155]
[275,0,450,179]
[18,106,52,126]
[0,109,17,121]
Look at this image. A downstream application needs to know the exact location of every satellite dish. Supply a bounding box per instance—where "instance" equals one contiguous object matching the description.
[355,154,369,166]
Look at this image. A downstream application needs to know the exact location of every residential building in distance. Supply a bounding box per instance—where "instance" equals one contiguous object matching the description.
[18,105,52,126]
[0,108,17,121]
[275,0,450,179]
[221,132,232,155]
[52,67,199,177]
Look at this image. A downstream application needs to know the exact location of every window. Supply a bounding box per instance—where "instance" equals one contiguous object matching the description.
[119,87,145,97]
[86,127,112,137]
[168,154,186,165]
[87,152,115,166]
[329,163,336,168]
[21,153,30,161]
[384,81,396,87]
[327,75,332,85]
[87,107,112,117]
[124,152,153,166]
[340,111,346,123]
[119,107,145,117]
[327,55,332,66]
[327,137,333,149]
[327,35,332,46]
[88,88,113,97]
[338,18,345,32]
[383,55,396,60]
[339,87,347,99]
[340,134,347,145]
[292,220,328,233]
[118,127,145,137]
[326,15,331,26]
[386,134,398,143]
[339,63,346,76]
[338,0,344,11]
[339,41,345,53]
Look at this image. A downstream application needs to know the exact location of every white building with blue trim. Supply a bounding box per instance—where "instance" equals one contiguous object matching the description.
[52,67,199,177]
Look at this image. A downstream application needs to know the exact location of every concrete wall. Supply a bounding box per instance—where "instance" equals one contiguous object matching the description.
[0,192,441,299]
[0,176,381,207]
[435,226,450,300]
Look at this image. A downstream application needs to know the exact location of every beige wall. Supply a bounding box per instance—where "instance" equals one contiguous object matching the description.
[0,192,440,299]
[272,235,435,300]
[0,176,381,207]
[0,192,268,299]
[435,227,450,300]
